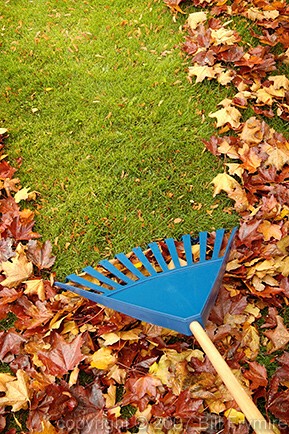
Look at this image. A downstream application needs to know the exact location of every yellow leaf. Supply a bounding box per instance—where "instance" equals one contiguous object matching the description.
[242,325,260,360]
[24,279,45,301]
[1,247,33,288]
[120,329,140,340]
[49,311,67,330]
[188,64,223,83]
[107,364,127,383]
[262,143,289,171]
[102,332,120,346]
[0,370,30,411]
[255,88,274,105]
[149,355,171,386]
[211,173,249,212]
[268,75,289,90]
[277,235,289,254]
[211,173,240,196]
[224,408,245,424]
[207,398,226,414]
[244,303,260,318]
[149,349,204,391]
[105,384,116,407]
[61,320,79,336]
[240,117,264,144]
[102,328,141,346]
[68,366,79,387]
[0,373,15,392]
[187,11,207,30]
[211,28,239,45]
[217,140,239,159]
[107,405,121,418]
[266,85,285,98]
[90,347,116,370]
[217,69,236,85]
[275,256,289,277]
[225,163,244,179]
[14,187,30,203]
[246,7,279,21]
[33,420,59,434]
[209,105,242,129]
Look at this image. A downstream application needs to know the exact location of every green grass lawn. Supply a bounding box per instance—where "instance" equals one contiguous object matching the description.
[1,0,239,278]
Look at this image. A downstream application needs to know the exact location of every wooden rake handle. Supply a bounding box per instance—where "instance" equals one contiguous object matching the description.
[190,321,274,434]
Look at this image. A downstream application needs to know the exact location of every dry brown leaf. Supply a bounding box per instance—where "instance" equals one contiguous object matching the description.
[240,117,264,144]
[257,220,282,241]
[238,143,263,173]
[264,316,289,353]
[241,325,260,360]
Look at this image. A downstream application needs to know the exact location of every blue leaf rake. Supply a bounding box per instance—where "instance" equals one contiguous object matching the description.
[55,227,274,432]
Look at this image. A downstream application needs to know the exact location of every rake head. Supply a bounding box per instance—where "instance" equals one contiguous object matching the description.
[56,227,237,335]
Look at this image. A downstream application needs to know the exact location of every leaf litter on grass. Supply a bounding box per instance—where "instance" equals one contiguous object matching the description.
[0,0,289,433]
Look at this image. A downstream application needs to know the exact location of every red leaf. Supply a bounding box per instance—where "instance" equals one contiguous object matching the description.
[122,375,162,411]
[267,389,289,425]
[273,352,289,385]
[0,330,26,362]
[39,383,108,434]
[209,287,248,325]
[174,389,203,419]
[260,307,278,329]
[7,215,41,241]
[11,297,54,332]
[129,375,161,399]
[0,161,16,179]
[0,287,22,306]
[26,240,56,270]
[243,361,268,389]
[264,316,289,353]
[0,197,20,234]
[38,333,85,376]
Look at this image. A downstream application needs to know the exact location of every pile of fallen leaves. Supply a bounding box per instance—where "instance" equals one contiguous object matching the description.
[1,0,289,433]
